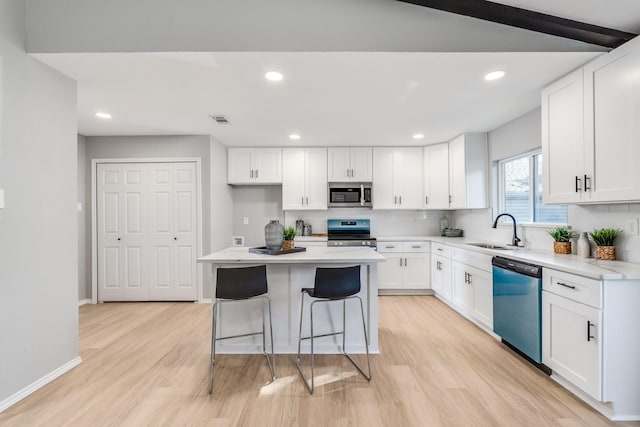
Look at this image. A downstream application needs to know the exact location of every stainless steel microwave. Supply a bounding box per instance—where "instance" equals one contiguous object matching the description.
[328,183,372,208]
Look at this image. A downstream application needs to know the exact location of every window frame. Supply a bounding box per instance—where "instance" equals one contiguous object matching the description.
[497,149,567,226]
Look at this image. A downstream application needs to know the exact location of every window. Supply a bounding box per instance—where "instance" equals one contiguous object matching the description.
[498,151,567,224]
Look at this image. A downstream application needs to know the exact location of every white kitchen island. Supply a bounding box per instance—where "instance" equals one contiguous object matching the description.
[198,246,385,354]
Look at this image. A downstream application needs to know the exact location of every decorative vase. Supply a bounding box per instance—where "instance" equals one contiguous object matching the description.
[282,240,295,250]
[439,215,449,237]
[553,241,572,254]
[577,232,591,258]
[595,246,616,260]
[265,220,284,250]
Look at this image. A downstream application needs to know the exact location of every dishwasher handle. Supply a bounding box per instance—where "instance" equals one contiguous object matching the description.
[492,256,542,278]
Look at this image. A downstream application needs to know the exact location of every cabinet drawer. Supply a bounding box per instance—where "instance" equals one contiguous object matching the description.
[543,269,602,309]
[431,243,452,257]
[403,242,429,253]
[377,242,404,253]
[452,248,492,272]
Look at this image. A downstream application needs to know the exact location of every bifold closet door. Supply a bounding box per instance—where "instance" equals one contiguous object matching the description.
[97,162,197,302]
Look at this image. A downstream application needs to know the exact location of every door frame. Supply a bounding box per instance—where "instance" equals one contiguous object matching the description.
[91,158,204,303]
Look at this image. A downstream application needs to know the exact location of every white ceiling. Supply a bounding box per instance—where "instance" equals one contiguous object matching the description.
[34,51,600,146]
[492,0,640,33]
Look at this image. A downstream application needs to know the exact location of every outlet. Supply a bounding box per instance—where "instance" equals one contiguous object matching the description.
[243,217,249,225]
[627,218,639,236]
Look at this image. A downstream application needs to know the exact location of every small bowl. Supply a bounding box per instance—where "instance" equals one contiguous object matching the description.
[444,228,464,237]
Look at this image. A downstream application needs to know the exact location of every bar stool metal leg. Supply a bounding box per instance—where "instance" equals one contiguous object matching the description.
[296,293,315,394]
[209,301,219,394]
[342,296,371,381]
[263,296,275,381]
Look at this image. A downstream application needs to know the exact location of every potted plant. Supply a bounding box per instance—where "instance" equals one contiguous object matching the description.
[589,228,623,260]
[547,226,577,254]
[282,226,297,250]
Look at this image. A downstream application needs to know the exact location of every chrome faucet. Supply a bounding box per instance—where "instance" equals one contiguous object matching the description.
[492,213,522,247]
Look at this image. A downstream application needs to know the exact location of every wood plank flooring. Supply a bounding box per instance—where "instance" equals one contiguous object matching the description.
[0,296,636,426]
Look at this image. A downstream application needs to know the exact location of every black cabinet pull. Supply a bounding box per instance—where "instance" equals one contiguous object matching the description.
[587,321,595,342]
[557,282,576,290]
[575,176,582,192]
[584,175,591,191]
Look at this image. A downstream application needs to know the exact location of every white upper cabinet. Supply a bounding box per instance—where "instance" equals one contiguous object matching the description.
[543,36,640,204]
[327,147,373,182]
[282,148,328,210]
[447,134,488,210]
[423,143,450,209]
[372,147,423,209]
[227,148,282,184]
[542,68,585,204]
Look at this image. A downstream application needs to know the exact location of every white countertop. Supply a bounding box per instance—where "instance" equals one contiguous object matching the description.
[381,235,640,280]
[198,246,385,264]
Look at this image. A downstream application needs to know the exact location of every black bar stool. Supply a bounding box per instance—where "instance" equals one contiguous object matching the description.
[209,265,275,393]
[295,265,372,394]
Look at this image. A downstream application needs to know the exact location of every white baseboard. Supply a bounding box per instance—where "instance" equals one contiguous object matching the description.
[0,356,82,413]
[200,298,212,304]
[78,299,91,306]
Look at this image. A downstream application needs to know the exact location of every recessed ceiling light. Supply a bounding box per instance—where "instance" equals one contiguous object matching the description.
[265,71,284,81]
[484,70,505,81]
[289,134,301,140]
[95,112,112,119]
[413,133,424,140]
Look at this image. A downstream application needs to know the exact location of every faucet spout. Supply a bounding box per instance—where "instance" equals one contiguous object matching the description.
[492,213,522,247]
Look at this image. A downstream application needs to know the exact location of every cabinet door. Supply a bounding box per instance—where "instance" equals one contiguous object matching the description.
[423,143,450,209]
[227,148,253,184]
[372,148,396,209]
[431,254,452,302]
[543,291,602,400]
[541,69,585,204]
[404,253,430,289]
[253,148,282,184]
[350,147,373,181]
[448,135,466,209]
[584,43,640,203]
[470,266,493,329]
[452,261,473,314]
[304,148,328,210]
[282,149,307,209]
[327,147,351,182]
[395,148,423,209]
[377,254,404,289]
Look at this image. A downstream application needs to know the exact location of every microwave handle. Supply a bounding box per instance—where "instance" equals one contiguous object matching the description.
[361,184,364,206]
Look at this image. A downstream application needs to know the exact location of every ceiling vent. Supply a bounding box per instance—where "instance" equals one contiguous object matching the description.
[209,115,230,124]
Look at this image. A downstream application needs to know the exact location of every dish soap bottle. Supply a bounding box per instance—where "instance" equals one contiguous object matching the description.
[577,232,591,258]
[439,214,449,236]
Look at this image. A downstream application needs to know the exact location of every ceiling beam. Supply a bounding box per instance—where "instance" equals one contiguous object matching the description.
[397,0,637,49]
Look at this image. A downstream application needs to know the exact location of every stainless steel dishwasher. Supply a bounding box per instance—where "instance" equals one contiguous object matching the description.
[492,256,545,366]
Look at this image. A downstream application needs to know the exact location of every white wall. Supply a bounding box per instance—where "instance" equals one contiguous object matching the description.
[0,0,79,407]
[24,0,605,54]
[84,135,217,298]
[454,108,640,262]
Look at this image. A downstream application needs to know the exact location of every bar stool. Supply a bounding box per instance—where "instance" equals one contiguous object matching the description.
[295,265,372,394]
[209,265,275,394]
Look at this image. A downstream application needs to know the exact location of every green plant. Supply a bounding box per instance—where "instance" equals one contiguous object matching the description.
[547,226,577,242]
[589,228,623,246]
[283,226,297,241]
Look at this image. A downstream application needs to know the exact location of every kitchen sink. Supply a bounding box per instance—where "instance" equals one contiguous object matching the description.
[465,243,510,250]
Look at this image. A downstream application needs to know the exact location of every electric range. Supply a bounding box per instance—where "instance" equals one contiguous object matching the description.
[326,219,377,249]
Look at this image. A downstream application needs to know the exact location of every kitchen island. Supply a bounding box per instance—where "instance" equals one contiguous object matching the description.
[198,246,385,354]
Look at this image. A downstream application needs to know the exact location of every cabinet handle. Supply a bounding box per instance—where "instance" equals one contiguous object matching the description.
[301,197,304,205]
[557,282,576,290]
[394,196,397,204]
[306,197,309,205]
[174,237,177,241]
[404,258,407,266]
[437,261,441,270]
[255,169,259,178]
[399,196,402,205]
[250,169,254,178]
[584,175,591,191]
[117,237,121,241]
[400,258,403,267]
[425,196,428,205]
[467,273,472,284]
[587,321,595,342]
[411,245,420,249]
[386,245,396,249]
[449,195,452,204]
[575,176,582,192]
[350,169,354,177]
[347,169,350,178]
[437,248,443,252]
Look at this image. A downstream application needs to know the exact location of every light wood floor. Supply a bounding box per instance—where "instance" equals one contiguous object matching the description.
[1,296,636,426]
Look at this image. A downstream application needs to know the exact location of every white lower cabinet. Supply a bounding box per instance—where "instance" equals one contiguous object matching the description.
[377,241,429,292]
[430,243,452,302]
[542,290,602,400]
[451,248,493,330]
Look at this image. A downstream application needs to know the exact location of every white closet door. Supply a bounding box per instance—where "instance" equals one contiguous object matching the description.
[97,161,198,302]
[97,163,149,301]
[148,162,198,300]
